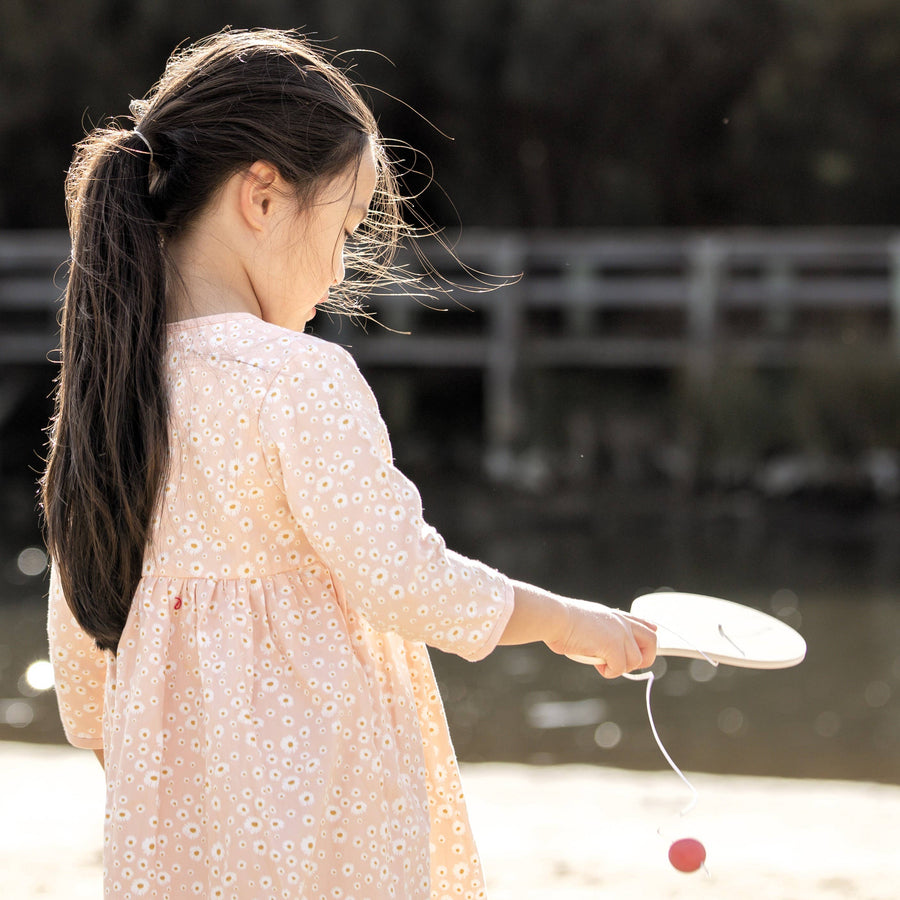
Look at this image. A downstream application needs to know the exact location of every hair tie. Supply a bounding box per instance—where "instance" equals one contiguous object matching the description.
[132,129,155,166]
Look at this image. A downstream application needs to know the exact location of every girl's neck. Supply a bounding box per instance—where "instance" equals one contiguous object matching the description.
[167,270,261,323]
[165,212,262,324]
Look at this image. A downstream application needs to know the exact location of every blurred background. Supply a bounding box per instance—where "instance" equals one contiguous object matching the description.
[1,0,899,785]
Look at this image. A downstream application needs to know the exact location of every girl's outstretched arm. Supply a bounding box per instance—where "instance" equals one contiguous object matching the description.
[500,581,658,679]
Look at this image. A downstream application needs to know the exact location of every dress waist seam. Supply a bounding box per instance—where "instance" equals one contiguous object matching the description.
[139,565,327,583]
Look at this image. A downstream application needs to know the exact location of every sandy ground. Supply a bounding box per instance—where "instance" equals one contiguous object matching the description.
[2,741,898,899]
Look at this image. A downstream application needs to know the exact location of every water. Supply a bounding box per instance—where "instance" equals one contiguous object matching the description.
[2,481,899,784]
[423,483,900,784]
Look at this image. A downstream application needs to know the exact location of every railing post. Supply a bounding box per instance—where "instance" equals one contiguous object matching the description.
[484,234,525,479]
[563,259,595,335]
[889,235,900,359]
[686,235,723,381]
[764,255,793,338]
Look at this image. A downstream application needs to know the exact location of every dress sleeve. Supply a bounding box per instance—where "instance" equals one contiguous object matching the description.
[47,564,107,749]
[259,340,514,662]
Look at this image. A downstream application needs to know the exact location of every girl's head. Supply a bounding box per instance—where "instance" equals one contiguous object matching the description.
[44,29,402,652]
[230,147,380,330]
[69,28,400,319]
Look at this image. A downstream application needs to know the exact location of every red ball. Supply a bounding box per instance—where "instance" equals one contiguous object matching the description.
[668,837,706,873]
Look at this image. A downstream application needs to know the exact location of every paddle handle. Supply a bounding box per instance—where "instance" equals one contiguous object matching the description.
[566,653,608,666]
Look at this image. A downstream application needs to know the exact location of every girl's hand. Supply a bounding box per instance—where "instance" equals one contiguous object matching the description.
[500,581,658,678]
[545,598,658,679]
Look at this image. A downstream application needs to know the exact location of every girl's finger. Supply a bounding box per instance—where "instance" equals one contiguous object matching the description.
[623,633,645,671]
[599,640,627,679]
[633,622,658,668]
[627,614,658,632]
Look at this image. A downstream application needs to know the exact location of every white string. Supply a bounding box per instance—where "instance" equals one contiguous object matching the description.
[624,670,699,815]
[623,626,720,817]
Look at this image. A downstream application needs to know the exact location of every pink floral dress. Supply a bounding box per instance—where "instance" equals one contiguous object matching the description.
[48,313,514,899]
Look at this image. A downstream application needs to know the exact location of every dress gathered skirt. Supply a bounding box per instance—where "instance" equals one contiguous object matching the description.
[48,313,514,899]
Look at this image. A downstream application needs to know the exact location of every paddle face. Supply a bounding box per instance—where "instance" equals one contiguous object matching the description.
[568,592,807,670]
[631,592,806,669]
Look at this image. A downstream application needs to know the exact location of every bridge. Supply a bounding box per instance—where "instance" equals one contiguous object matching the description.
[3,228,900,461]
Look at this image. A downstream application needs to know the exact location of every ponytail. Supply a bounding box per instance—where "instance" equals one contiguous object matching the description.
[42,129,169,652]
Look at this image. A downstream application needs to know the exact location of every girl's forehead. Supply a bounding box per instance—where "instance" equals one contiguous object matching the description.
[313,142,376,213]
[351,143,378,209]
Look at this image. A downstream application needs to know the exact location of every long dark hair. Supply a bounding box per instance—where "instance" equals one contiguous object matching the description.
[42,29,408,652]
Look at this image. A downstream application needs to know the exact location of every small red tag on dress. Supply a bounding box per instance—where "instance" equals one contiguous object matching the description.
[173,597,183,610]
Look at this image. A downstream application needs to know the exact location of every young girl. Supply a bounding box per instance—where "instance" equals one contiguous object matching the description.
[43,29,656,900]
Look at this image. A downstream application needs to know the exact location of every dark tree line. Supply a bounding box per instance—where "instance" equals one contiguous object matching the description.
[1,0,898,229]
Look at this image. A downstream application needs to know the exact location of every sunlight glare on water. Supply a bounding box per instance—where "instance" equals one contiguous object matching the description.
[24,660,54,692]
[526,696,608,730]
[689,659,717,683]
[865,681,891,708]
[16,547,47,577]
[717,707,745,736]
[594,721,623,749]
[1,699,34,727]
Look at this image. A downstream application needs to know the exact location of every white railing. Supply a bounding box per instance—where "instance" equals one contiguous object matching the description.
[4,228,900,454]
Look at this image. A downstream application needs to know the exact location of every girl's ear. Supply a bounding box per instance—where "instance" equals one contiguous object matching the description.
[238,161,283,232]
